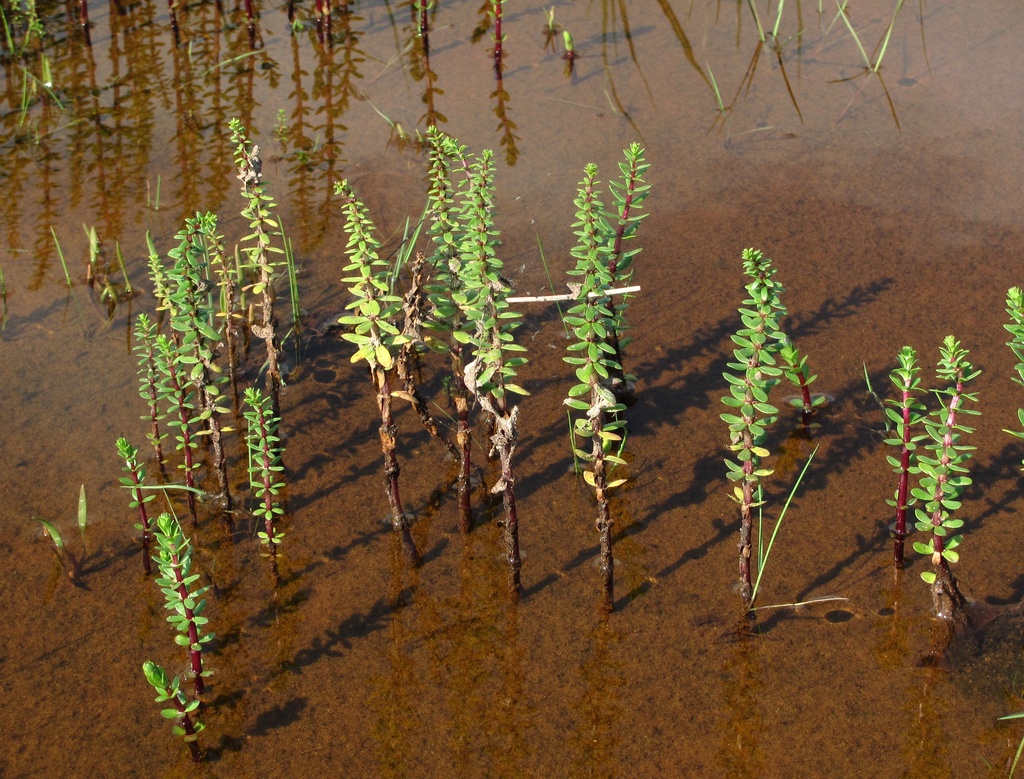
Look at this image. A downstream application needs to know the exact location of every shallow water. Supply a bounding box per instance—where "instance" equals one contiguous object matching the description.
[3,0,1024,775]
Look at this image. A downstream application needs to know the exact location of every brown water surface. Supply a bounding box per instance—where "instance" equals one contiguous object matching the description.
[3,0,1024,776]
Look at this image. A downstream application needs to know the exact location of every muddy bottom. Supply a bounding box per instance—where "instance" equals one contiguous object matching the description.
[3,0,1024,776]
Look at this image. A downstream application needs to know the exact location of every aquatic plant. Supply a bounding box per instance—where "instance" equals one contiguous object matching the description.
[721,248,786,605]
[152,512,213,696]
[35,486,88,584]
[1002,287,1024,465]
[910,336,978,620]
[452,142,529,598]
[424,128,476,533]
[50,227,72,289]
[335,179,420,565]
[563,161,629,612]
[243,387,286,576]
[230,119,286,422]
[37,485,88,580]
[597,143,650,405]
[778,337,827,426]
[748,445,818,610]
[164,214,232,511]
[882,346,926,569]
[133,313,166,466]
[562,30,576,62]
[141,661,203,762]
[82,224,129,316]
[153,334,201,525]
[117,437,155,575]
[542,7,560,51]
[395,250,458,460]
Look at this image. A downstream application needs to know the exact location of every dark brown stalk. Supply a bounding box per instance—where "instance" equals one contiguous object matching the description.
[374,366,421,565]
[399,253,458,460]
[590,418,614,613]
[738,445,755,605]
[469,345,522,597]
[237,144,283,422]
[489,406,521,597]
[455,385,472,533]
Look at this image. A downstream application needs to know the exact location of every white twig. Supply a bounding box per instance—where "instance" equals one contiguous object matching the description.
[507,285,641,304]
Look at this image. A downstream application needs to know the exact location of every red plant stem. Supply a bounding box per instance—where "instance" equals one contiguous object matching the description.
[738,432,755,605]
[928,374,967,614]
[182,718,202,762]
[167,0,180,47]
[607,177,636,283]
[127,468,153,575]
[892,383,914,567]
[79,0,91,44]
[243,0,255,23]
[797,376,813,426]
[419,0,430,54]
[166,361,199,525]
[492,0,502,73]
[167,547,205,696]
[165,691,202,762]
[143,351,165,465]
[375,367,420,565]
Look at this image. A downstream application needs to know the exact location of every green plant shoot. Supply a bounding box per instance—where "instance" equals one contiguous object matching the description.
[141,661,203,762]
[882,346,927,569]
[152,512,213,695]
[564,161,629,612]
[721,248,787,605]
[335,179,419,565]
[910,336,979,620]
[243,387,286,571]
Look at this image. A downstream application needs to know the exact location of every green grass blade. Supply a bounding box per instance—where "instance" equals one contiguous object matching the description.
[750,444,819,609]
[37,519,65,551]
[836,0,871,69]
[871,0,905,72]
[51,227,71,287]
[536,234,569,337]
[77,484,87,534]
